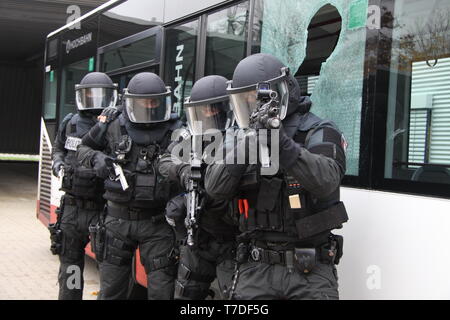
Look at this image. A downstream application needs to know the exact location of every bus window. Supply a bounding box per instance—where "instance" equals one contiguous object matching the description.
[100,35,157,73]
[164,0,226,22]
[204,1,250,79]
[110,66,159,94]
[164,21,198,116]
[98,0,164,47]
[252,0,367,176]
[59,58,91,121]
[43,69,57,120]
[384,0,450,185]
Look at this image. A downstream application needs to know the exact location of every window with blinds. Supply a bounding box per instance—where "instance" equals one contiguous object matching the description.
[384,0,450,185]
[410,58,450,167]
[408,108,429,167]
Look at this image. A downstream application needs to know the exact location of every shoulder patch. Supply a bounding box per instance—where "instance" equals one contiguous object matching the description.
[322,127,343,147]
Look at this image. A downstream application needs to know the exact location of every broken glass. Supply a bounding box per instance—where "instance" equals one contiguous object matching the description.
[258,0,368,175]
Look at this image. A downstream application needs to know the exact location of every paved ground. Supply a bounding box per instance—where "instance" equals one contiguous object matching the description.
[0,162,100,300]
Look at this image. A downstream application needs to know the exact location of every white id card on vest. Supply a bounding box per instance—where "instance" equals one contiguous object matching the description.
[64,136,82,151]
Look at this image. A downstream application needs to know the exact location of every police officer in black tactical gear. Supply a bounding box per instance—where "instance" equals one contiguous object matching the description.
[76,72,182,300]
[162,75,239,300]
[204,53,348,300]
[50,72,118,300]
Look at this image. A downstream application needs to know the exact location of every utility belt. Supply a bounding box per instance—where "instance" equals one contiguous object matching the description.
[236,235,343,272]
[107,201,165,222]
[63,194,104,211]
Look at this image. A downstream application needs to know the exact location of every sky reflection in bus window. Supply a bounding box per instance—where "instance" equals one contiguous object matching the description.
[105,0,164,24]
[100,35,156,73]
[384,0,450,184]
[254,0,367,176]
[98,0,163,47]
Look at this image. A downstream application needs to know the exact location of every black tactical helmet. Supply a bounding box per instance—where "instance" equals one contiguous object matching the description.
[75,72,118,112]
[123,72,172,124]
[227,53,304,128]
[184,75,234,135]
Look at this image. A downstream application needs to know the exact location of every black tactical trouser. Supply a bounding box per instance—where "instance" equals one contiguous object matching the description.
[57,197,100,300]
[98,212,177,300]
[232,255,339,300]
[175,232,236,300]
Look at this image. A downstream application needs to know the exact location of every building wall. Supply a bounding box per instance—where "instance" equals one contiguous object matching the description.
[0,60,43,154]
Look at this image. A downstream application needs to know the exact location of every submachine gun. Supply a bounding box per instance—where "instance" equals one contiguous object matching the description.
[249,81,281,130]
[249,81,282,168]
[185,137,204,247]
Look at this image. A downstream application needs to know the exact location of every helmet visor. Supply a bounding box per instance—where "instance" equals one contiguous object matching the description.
[75,87,117,111]
[229,89,258,129]
[185,101,233,135]
[227,67,291,128]
[273,80,290,120]
[124,91,172,123]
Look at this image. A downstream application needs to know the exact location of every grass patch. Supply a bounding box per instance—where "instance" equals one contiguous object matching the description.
[0,154,40,162]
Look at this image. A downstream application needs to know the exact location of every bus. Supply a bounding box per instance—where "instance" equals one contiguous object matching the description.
[37,0,450,299]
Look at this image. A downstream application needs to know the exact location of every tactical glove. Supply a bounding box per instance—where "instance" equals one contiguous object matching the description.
[52,161,64,177]
[92,152,114,179]
[98,106,121,124]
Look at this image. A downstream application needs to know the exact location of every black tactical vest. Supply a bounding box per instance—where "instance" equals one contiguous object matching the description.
[60,114,104,199]
[102,115,182,209]
[237,113,348,246]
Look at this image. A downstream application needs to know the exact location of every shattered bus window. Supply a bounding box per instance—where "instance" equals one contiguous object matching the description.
[254,0,367,175]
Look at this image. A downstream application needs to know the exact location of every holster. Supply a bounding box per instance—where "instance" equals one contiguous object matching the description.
[48,198,64,255]
[48,223,63,255]
[326,234,343,265]
[89,208,107,262]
